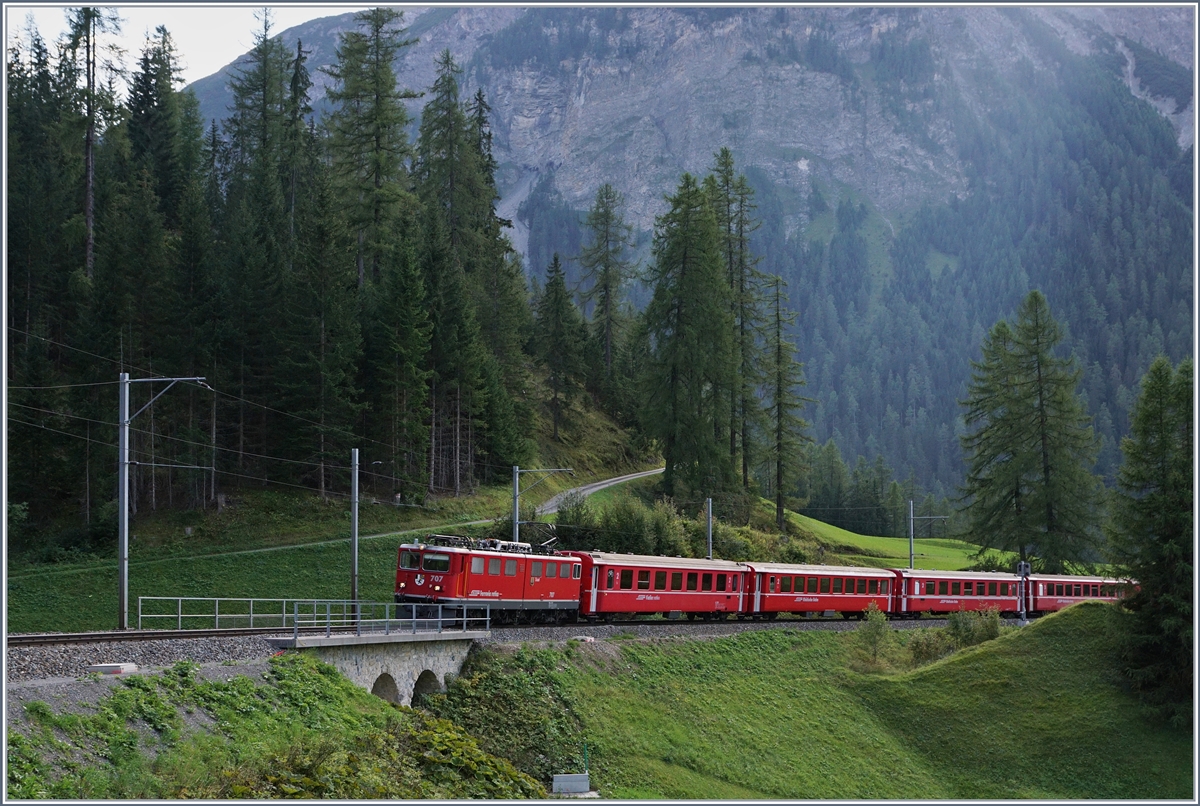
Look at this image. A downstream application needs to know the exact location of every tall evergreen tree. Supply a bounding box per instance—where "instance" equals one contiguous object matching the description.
[762,276,812,530]
[960,290,1102,571]
[642,173,735,500]
[323,7,417,288]
[1107,356,1193,726]
[534,255,586,440]
[127,26,183,227]
[578,183,635,381]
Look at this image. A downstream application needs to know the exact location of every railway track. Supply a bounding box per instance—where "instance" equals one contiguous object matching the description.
[9,614,957,647]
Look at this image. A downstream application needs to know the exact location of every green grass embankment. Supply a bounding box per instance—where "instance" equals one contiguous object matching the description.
[541,603,1190,798]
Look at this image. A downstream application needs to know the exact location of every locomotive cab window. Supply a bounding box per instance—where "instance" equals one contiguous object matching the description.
[687,572,698,591]
[620,570,634,589]
[504,559,517,576]
[546,563,557,578]
[471,557,485,574]
[637,570,651,590]
[572,564,581,579]
[400,552,420,570]
[489,558,502,576]
[531,562,542,578]
[671,572,683,591]
[423,553,451,572]
[654,571,667,590]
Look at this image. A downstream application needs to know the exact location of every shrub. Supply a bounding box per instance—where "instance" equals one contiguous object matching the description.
[856,602,892,665]
[946,607,1001,649]
[907,629,953,664]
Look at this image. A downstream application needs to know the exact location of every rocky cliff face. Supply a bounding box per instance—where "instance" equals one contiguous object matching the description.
[190,5,1193,245]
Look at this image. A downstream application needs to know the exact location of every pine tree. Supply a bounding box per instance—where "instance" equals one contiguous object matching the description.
[127,26,184,227]
[642,173,735,499]
[1107,356,1193,726]
[763,276,812,530]
[960,290,1101,571]
[535,255,586,440]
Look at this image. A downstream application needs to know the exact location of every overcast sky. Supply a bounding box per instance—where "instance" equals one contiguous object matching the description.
[6,4,372,86]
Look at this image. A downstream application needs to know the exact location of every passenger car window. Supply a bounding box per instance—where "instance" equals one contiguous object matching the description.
[702,573,713,592]
[988,581,997,596]
[857,578,867,594]
[731,576,739,592]
[820,577,830,593]
[400,552,420,570]
[951,582,960,595]
[654,571,667,590]
[504,559,517,576]
[781,577,792,593]
[881,579,890,594]
[868,579,879,595]
[807,577,819,594]
[716,574,727,592]
[620,570,633,589]
[833,578,843,594]
[687,572,698,591]
[963,581,973,595]
[637,570,650,590]
[938,581,948,595]
[926,581,935,595]
[671,572,683,591]
[606,569,615,589]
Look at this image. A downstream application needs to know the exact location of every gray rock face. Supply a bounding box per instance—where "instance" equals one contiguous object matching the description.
[191,6,1194,250]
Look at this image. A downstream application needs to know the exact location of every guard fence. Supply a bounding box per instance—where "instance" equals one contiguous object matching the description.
[137,597,491,637]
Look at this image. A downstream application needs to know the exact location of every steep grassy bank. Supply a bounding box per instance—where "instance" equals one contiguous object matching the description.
[6,653,542,799]
[429,604,1191,799]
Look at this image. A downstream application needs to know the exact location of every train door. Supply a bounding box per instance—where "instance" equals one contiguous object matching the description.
[753,573,763,613]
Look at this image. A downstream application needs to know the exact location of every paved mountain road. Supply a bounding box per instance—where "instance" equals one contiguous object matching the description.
[538,467,664,515]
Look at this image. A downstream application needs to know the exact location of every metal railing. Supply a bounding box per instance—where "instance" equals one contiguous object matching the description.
[137,597,491,637]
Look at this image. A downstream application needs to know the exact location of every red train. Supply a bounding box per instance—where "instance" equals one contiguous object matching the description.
[394,535,1127,624]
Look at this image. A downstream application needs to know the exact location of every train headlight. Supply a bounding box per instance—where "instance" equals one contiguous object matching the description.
[434,585,442,592]
[398,583,406,589]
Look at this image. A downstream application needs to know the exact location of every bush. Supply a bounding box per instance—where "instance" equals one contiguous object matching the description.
[597,494,654,554]
[856,602,892,665]
[907,629,953,664]
[945,607,1001,649]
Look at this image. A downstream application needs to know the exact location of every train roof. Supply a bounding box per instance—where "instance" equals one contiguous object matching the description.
[892,568,1020,579]
[1029,572,1125,583]
[744,562,893,576]
[402,535,581,560]
[565,551,745,570]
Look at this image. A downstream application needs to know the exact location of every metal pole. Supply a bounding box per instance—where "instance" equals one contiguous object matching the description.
[351,448,359,611]
[513,465,520,542]
[909,499,914,570]
[706,498,713,560]
[118,372,129,630]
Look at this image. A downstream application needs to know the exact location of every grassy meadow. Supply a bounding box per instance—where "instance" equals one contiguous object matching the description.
[553,603,1192,799]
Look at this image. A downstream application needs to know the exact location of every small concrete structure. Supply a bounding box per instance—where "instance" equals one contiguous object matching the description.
[552,773,591,794]
[266,631,488,706]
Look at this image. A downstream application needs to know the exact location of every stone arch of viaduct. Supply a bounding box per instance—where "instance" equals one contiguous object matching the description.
[267,633,483,706]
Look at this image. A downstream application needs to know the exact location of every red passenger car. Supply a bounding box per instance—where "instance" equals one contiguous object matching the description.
[1027,573,1124,615]
[566,551,747,621]
[891,569,1021,616]
[743,562,894,619]
[395,535,582,624]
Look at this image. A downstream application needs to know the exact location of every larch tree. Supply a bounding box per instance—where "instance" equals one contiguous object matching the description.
[763,275,812,530]
[1107,356,1193,726]
[642,173,735,500]
[959,290,1101,572]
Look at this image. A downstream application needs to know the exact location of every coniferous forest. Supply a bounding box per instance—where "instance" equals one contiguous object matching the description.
[6,7,1194,563]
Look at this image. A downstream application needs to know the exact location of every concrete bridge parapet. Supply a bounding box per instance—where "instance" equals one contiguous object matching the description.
[266,631,487,705]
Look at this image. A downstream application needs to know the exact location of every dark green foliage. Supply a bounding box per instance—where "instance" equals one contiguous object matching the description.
[960,291,1102,572]
[1107,356,1193,726]
[534,255,587,439]
[944,606,1001,649]
[1119,36,1193,113]
[519,171,584,290]
[763,276,812,529]
[422,646,587,784]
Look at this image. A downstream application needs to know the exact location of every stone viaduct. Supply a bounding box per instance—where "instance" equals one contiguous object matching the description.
[266,630,488,705]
